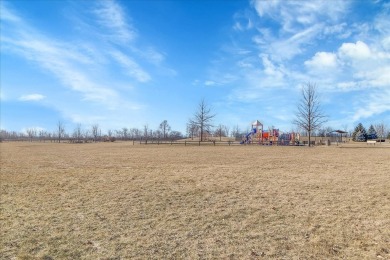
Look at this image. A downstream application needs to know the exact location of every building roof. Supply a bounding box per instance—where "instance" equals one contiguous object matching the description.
[330,130,348,134]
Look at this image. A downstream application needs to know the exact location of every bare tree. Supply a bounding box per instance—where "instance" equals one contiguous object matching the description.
[26,128,37,142]
[73,124,83,143]
[122,127,129,140]
[169,131,183,140]
[187,121,199,140]
[83,129,91,142]
[143,124,149,140]
[154,129,163,139]
[231,125,241,140]
[115,129,123,139]
[57,121,65,143]
[223,125,230,138]
[159,120,171,139]
[293,83,327,147]
[91,124,100,142]
[38,130,44,142]
[375,122,387,140]
[190,99,216,141]
[215,124,225,141]
[130,128,141,140]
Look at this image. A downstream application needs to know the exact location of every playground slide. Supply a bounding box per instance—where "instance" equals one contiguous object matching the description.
[245,130,255,141]
[240,128,258,144]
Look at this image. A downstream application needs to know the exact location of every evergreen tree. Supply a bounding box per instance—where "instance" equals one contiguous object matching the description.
[367,124,377,140]
[352,123,366,141]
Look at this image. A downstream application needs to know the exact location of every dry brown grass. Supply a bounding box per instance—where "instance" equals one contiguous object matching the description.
[1,142,389,259]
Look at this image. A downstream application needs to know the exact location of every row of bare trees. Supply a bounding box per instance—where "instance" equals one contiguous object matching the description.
[0,120,184,143]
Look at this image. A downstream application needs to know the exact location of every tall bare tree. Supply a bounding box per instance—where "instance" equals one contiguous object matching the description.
[159,120,171,139]
[293,83,327,147]
[190,99,216,141]
[57,121,65,143]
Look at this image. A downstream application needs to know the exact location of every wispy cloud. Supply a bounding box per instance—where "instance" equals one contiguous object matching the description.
[19,94,46,101]
[251,0,348,33]
[93,0,136,43]
[109,50,151,82]
[3,34,119,105]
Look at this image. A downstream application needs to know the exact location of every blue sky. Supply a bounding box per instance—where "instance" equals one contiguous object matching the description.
[1,0,389,135]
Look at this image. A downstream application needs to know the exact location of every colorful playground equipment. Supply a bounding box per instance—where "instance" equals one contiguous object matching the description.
[241,120,299,145]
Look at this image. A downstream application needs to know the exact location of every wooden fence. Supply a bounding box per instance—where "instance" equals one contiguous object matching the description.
[138,140,241,146]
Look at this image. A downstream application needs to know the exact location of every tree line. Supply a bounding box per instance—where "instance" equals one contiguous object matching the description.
[0,120,183,143]
[0,118,240,143]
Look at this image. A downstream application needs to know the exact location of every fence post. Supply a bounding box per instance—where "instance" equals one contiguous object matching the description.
[185,141,186,146]
[213,140,215,146]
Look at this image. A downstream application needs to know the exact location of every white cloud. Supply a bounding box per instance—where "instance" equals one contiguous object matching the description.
[203,73,239,87]
[250,0,351,62]
[338,41,371,60]
[0,2,21,23]
[19,94,46,101]
[233,11,254,32]
[251,0,280,18]
[261,55,284,78]
[93,0,136,43]
[305,52,337,69]
[351,88,390,122]
[205,80,217,86]
[252,0,348,33]
[110,50,151,82]
[254,23,324,61]
[323,23,350,38]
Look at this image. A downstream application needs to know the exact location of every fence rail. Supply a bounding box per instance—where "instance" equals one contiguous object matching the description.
[139,140,241,146]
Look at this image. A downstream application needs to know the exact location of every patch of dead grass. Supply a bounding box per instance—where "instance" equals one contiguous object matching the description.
[1,142,389,259]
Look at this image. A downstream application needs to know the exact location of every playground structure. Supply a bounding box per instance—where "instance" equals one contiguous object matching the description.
[241,120,299,145]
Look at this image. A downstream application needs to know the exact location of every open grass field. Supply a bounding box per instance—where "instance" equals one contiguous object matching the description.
[1,142,389,259]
